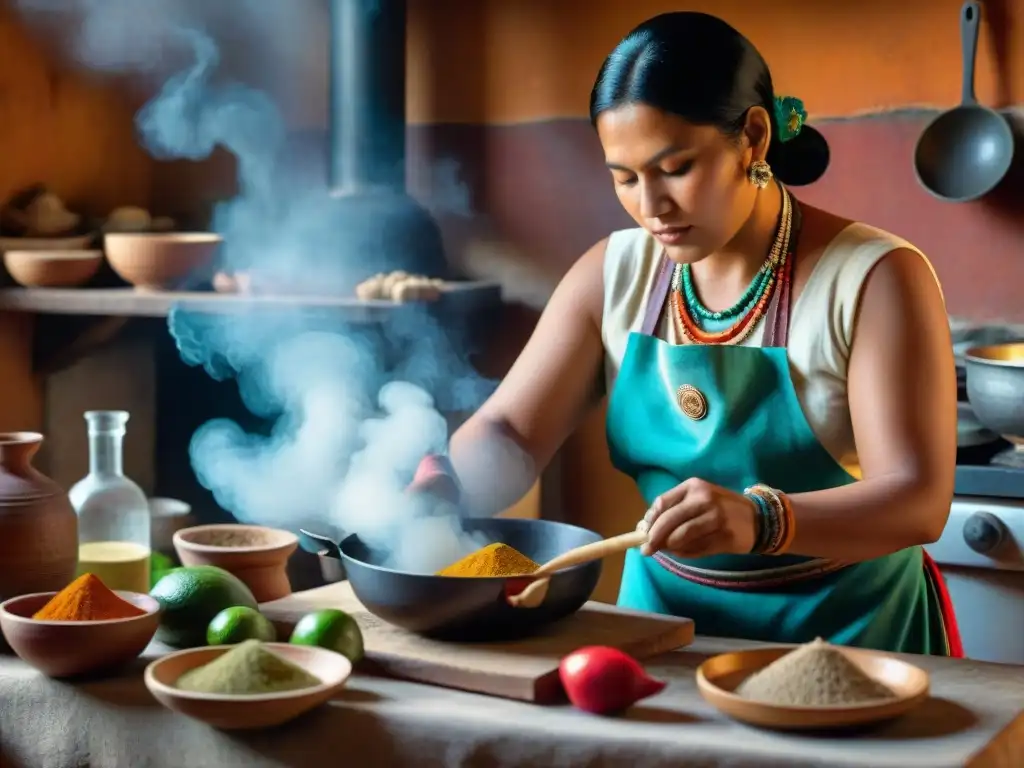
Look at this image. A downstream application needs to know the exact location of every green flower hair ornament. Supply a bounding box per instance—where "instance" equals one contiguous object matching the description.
[773,96,807,143]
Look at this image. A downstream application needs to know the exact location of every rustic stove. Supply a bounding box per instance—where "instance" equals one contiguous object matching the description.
[153,0,493,589]
[322,0,452,285]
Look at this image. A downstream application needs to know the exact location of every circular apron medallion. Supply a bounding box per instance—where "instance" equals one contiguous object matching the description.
[676,384,708,420]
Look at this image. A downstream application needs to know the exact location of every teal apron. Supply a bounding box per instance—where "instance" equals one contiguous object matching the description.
[606,231,962,656]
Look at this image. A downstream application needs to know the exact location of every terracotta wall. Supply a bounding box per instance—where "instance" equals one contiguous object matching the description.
[405,0,1024,123]
[0,1,152,433]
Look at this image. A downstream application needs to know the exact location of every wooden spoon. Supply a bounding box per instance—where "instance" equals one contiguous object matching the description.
[507,529,649,609]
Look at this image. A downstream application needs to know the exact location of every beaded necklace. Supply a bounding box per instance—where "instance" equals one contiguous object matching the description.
[670,185,795,346]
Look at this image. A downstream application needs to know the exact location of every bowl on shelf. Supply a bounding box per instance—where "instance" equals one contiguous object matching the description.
[0,590,161,678]
[173,524,299,603]
[0,233,95,253]
[3,249,104,287]
[104,232,221,291]
[145,642,351,730]
[323,517,603,642]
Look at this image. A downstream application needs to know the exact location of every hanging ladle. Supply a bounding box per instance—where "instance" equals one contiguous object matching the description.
[913,1,1014,202]
[507,528,650,609]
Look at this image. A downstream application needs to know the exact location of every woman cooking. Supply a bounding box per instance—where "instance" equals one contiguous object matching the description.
[411,11,961,656]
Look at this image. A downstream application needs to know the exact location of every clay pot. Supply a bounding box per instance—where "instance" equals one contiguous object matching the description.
[0,433,78,603]
[173,524,298,603]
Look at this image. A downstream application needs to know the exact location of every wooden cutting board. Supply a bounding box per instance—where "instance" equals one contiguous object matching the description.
[260,581,694,703]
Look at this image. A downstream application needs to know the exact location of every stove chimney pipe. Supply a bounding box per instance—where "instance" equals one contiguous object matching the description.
[328,0,407,194]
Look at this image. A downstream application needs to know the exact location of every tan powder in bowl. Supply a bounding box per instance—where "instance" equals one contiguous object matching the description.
[736,638,897,707]
[190,529,273,548]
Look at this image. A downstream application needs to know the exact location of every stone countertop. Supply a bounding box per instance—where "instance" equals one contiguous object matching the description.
[0,636,1022,768]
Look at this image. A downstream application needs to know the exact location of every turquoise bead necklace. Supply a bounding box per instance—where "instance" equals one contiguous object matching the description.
[681,263,772,322]
[680,216,787,323]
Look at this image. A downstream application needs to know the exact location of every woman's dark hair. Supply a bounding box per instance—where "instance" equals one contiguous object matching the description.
[590,12,829,186]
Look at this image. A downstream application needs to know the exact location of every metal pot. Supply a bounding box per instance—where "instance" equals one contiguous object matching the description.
[964,343,1024,464]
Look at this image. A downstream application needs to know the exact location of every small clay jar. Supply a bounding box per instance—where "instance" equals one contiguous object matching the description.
[0,433,78,602]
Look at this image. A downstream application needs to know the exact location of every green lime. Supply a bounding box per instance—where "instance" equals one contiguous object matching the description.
[149,565,258,648]
[206,606,277,645]
[289,609,365,664]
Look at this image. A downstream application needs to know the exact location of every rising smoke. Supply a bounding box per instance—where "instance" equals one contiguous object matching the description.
[16,0,497,572]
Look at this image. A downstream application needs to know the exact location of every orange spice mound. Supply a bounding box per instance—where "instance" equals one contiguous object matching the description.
[436,542,540,578]
[33,573,147,621]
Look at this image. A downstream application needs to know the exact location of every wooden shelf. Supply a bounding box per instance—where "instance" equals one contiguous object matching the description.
[0,282,502,322]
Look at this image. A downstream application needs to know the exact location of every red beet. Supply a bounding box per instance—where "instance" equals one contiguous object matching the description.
[559,646,667,715]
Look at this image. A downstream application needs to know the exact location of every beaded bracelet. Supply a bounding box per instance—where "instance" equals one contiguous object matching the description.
[747,492,775,554]
[776,491,797,554]
[744,484,795,555]
[753,485,789,554]
[744,485,780,553]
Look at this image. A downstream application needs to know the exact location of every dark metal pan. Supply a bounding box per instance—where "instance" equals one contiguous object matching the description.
[310,517,603,641]
[300,528,347,583]
[914,1,1014,202]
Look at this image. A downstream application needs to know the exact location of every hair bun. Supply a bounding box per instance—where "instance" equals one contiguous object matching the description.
[769,125,830,186]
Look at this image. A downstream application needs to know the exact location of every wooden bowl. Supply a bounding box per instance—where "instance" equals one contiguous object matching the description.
[4,249,103,287]
[144,643,352,730]
[0,591,161,678]
[104,232,221,290]
[696,646,930,730]
[0,234,95,253]
[173,524,299,602]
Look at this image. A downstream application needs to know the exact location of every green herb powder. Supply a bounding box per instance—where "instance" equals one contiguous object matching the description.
[175,640,322,695]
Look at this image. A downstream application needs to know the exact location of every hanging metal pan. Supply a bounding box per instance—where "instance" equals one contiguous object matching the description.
[913,1,1014,202]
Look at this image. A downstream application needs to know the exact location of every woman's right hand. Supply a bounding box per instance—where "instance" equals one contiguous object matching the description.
[407,454,461,506]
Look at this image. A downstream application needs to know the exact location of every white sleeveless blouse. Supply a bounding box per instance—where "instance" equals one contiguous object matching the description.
[601,224,938,479]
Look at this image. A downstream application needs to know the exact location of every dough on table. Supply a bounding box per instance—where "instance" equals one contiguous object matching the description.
[355,271,446,302]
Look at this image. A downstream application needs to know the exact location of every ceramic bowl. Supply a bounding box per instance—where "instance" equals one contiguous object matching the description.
[0,234,95,253]
[144,642,352,730]
[0,590,161,678]
[104,232,221,290]
[173,524,299,603]
[3,249,104,287]
[696,645,930,730]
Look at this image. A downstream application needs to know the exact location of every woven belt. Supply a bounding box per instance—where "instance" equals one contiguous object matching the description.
[652,553,849,590]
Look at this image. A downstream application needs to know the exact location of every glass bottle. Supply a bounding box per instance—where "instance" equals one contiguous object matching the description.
[69,411,151,593]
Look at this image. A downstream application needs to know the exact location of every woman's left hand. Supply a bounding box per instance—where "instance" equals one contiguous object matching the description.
[640,478,759,558]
